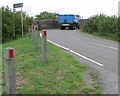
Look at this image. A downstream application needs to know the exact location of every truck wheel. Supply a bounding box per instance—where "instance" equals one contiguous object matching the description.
[69,26,72,30]
[77,24,80,29]
[61,26,65,30]
[73,27,75,30]
[72,26,75,30]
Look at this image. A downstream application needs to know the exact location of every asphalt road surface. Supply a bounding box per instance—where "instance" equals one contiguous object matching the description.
[47,30,119,94]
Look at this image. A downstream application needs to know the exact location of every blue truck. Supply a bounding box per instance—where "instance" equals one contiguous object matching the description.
[58,14,79,30]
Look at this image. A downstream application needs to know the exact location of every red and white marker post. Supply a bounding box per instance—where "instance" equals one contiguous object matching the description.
[4,48,16,94]
[34,25,38,48]
[32,25,35,41]
[42,30,47,63]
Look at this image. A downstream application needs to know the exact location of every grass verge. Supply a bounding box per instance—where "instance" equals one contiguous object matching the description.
[88,71,102,94]
[1,33,101,94]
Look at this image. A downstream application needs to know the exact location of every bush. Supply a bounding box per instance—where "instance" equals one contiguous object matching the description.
[2,6,33,43]
[83,14,118,42]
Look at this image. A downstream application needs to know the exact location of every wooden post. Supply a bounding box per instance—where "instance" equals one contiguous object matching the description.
[35,25,38,48]
[35,31,38,48]
[4,48,16,94]
[32,25,35,42]
[28,28,31,38]
[33,29,36,42]
[42,30,47,63]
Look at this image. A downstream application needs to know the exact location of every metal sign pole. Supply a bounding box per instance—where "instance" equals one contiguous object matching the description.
[21,7,23,37]
[13,3,23,37]
[13,8,15,38]
[118,1,120,16]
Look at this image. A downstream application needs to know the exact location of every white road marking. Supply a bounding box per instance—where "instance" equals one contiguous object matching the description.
[90,42,119,50]
[67,34,119,50]
[75,30,117,43]
[59,46,70,51]
[47,39,61,47]
[40,33,103,67]
[48,40,103,67]
[67,35,80,40]
[40,33,42,37]
[70,50,103,67]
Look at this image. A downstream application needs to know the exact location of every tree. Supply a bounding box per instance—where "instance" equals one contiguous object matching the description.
[2,6,13,42]
[83,14,118,41]
[35,11,59,20]
[2,6,33,43]
[0,7,2,44]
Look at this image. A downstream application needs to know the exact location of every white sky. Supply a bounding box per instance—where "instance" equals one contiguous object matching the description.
[0,0,119,18]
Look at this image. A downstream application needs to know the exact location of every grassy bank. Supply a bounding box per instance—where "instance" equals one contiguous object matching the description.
[1,33,101,94]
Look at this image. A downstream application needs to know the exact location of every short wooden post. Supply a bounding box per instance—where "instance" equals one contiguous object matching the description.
[32,25,35,42]
[35,25,38,48]
[28,28,31,38]
[42,30,47,63]
[4,48,16,94]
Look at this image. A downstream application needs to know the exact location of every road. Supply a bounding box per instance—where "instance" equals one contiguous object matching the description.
[47,30,119,94]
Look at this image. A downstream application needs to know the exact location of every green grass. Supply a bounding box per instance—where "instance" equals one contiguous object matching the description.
[76,70,102,94]
[1,33,101,94]
[88,72,102,94]
[89,72,98,81]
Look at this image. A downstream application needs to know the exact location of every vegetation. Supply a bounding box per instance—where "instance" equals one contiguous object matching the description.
[1,34,101,94]
[35,11,59,20]
[2,6,33,43]
[89,71,101,94]
[1,5,103,94]
[0,7,2,44]
[1,6,59,43]
[83,14,119,42]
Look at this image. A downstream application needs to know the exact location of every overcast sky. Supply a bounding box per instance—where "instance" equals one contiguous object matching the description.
[0,0,119,18]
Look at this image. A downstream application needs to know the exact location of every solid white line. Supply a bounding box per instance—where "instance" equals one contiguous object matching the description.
[40,33,42,37]
[40,32,103,67]
[47,39,61,47]
[91,42,119,50]
[59,46,70,51]
[70,50,103,67]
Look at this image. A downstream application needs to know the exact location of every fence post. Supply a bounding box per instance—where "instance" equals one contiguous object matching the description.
[35,25,38,48]
[28,28,31,38]
[4,48,16,94]
[42,30,47,63]
[32,25,35,42]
